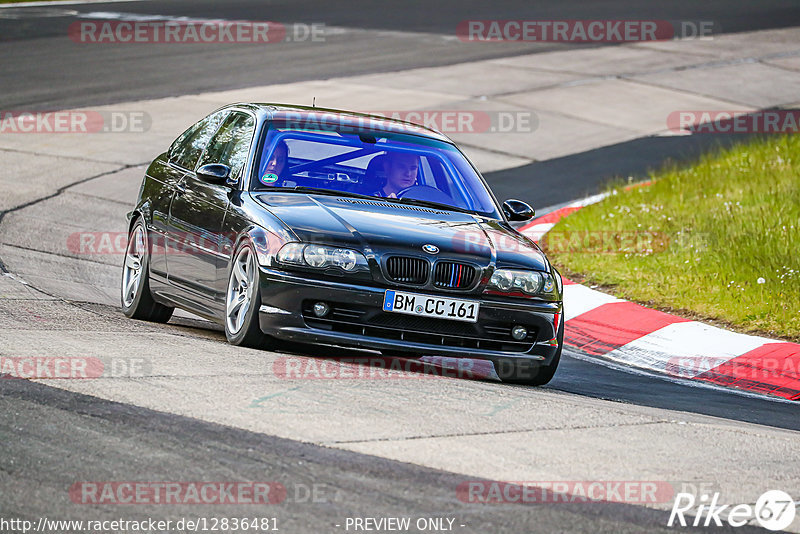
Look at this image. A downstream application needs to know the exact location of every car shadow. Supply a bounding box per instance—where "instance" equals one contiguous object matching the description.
[167,314,500,381]
[166,313,800,431]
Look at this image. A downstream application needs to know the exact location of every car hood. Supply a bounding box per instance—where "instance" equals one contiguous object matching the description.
[252,192,548,270]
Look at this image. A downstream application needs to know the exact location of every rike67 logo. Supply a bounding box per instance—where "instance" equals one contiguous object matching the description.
[668,490,796,531]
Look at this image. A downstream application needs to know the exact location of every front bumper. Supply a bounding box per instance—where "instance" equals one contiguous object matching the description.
[257,267,562,366]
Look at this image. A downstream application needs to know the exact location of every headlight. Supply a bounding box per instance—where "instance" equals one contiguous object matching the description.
[486,269,557,297]
[276,242,305,265]
[303,245,328,268]
[276,243,369,272]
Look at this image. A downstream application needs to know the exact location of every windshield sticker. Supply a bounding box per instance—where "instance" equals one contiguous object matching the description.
[260,173,280,185]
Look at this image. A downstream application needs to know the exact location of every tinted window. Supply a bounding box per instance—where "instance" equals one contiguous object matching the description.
[169,110,228,170]
[198,112,256,179]
[252,125,500,217]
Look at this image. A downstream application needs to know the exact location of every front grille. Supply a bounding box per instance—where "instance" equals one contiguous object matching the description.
[385,256,429,284]
[434,261,477,289]
[369,312,478,337]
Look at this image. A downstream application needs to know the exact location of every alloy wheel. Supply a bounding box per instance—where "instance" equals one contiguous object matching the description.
[121,225,145,308]
[226,246,256,334]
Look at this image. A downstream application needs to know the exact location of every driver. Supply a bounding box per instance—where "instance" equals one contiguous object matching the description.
[259,140,288,187]
[375,151,419,198]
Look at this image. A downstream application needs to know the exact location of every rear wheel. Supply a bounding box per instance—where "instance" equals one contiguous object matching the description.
[121,219,174,323]
[225,241,272,349]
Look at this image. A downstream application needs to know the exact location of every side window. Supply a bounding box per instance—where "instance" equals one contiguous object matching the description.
[198,112,256,179]
[168,110,228,170]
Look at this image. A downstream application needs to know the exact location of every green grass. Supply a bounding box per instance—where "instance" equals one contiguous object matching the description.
[544,134,800,341]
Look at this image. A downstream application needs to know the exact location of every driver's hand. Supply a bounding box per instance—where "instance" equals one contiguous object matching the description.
[387,193,397,198]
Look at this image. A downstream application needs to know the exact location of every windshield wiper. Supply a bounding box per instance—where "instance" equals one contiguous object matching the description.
[390,196,479,215]
[279,186,378,200]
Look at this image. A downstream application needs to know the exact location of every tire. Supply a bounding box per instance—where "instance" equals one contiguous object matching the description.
[496,316,564,386]
[121,218,174,323]
[224,240,272,349]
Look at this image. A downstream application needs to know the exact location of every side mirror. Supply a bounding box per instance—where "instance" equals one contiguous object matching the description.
[196,163,232,185]
[502,199,535,222]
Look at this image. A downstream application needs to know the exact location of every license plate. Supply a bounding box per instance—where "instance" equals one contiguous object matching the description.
[382,290,479,323]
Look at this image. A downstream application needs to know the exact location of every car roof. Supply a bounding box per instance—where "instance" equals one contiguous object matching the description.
[241,103,452,143]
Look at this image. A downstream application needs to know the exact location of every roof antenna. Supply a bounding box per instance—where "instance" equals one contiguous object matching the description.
[312,97,316,108]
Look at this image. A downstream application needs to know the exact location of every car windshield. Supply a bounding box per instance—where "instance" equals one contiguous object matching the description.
[251,119,500,217]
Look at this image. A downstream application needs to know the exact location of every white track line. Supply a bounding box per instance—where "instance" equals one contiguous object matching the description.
[0,0,144,8]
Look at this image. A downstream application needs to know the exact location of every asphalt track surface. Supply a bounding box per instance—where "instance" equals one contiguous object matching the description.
[1,1,799,532]
[3,0,800,110]
[0,378,772,534]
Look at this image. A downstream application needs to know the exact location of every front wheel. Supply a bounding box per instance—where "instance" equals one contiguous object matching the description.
[225,241,272,349]
[121,219,174,323]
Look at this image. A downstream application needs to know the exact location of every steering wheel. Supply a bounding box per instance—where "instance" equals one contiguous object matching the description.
[397,185,454,205]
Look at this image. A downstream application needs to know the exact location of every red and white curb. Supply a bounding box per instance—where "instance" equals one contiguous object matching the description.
[519,197,800,401]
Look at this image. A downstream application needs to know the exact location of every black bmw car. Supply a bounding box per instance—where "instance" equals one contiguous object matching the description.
[122,104,564,385]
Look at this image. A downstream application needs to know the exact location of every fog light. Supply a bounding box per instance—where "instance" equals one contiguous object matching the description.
[313,302,330,317]
[511,325,528,341]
